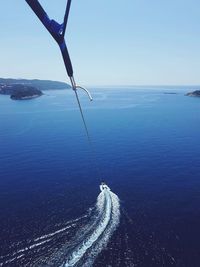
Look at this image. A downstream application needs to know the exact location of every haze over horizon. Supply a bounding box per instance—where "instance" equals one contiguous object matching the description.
[1,0,200,86]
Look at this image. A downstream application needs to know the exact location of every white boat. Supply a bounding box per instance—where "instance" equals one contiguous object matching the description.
[100,182,110,192]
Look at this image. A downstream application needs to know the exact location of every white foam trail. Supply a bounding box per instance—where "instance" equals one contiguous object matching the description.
[0,239,51,265]
[63,188,120,267]
[0,190,119,267]
[34,224,75,242]
[0,254,25,266]
[34,215,88,242]
[14,239,51,256]
[0,215,86,261]
[0,239,53,266]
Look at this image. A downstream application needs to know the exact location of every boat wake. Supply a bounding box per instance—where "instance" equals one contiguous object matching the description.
[62,185,120,267]
[0,185,120,267]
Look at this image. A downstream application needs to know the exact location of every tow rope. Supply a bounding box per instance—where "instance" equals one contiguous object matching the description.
[25,0,102,181]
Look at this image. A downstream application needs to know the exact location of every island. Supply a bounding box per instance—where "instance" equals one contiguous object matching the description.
[0,84,42,100]
[10,85,43,100]
[186,90,200,97]
[0,78,71,100]
[164,92,177,95]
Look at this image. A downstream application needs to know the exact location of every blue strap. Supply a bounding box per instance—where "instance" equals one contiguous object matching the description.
[25,0,73,77]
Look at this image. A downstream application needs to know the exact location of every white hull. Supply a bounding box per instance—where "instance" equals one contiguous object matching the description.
[100,183,110,192]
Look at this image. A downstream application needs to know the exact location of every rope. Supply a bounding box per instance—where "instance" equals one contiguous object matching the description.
[73,87,103,182]
[25,0,103,182]
[74,90,91,144]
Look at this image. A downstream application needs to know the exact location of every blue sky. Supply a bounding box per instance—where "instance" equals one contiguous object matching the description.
[0,0,200,85]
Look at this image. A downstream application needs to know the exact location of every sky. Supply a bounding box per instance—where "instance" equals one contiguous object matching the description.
[0,0,200,86]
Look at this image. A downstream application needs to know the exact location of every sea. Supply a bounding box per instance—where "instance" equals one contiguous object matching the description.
[0,86,200,267]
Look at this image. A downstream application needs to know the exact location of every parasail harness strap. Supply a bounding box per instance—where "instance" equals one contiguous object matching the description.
[25,0,102,180]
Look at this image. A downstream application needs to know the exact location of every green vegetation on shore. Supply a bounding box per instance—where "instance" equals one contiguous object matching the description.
[0,78,70,91]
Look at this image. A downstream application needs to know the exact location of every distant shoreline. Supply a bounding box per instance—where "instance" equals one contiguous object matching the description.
[0,78,71,100]
[0,78,71,91]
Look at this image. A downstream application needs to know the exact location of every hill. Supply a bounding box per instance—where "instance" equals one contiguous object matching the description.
[0,78,70,91]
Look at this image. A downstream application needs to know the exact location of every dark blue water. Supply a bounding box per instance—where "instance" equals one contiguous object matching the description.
[0,87,200,266]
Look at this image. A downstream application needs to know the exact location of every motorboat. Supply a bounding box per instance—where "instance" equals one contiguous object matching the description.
[100,182,110,192]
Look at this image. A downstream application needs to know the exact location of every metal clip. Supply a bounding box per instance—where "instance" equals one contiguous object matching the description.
[70,76,93,101]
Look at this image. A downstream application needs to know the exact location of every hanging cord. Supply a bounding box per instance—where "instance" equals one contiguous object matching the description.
[70,77,103,182]
[25,0,103,183]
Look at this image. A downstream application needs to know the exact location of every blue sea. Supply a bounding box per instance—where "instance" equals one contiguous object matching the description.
[0,86,200,267]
